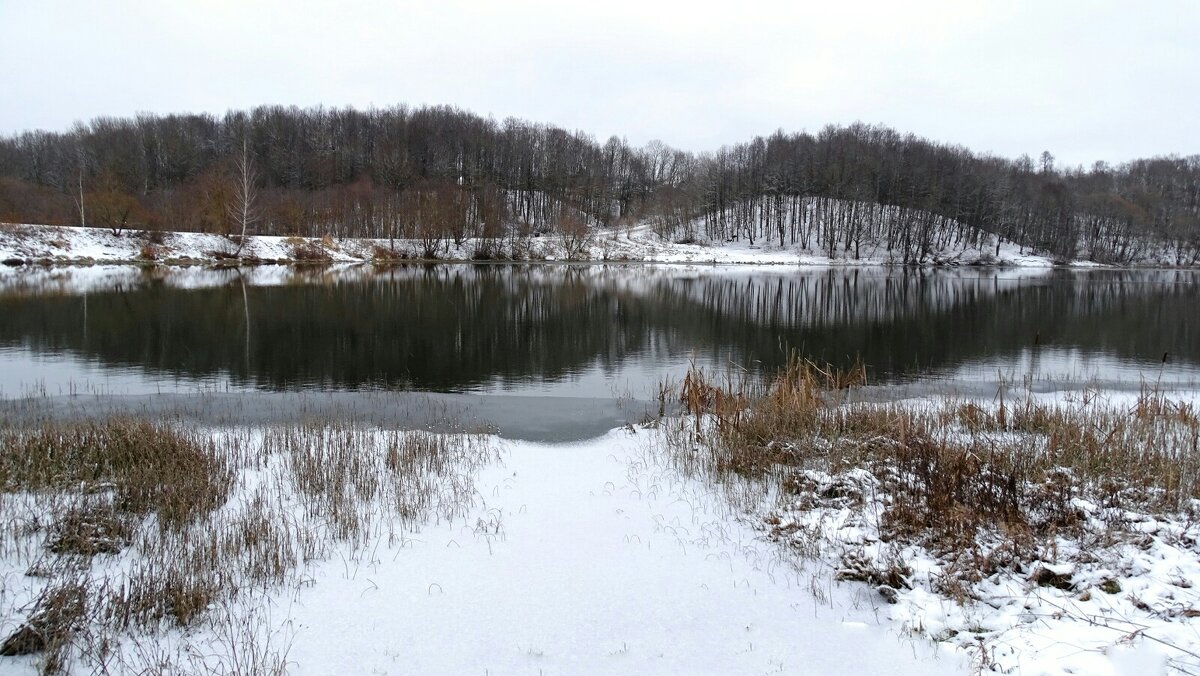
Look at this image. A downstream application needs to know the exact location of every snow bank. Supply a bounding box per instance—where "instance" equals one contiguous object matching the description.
[0,222,1073,268]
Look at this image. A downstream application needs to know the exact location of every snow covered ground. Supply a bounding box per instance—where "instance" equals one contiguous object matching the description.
[765,467,1200,675]
[280,430,959,675]
[5,401,1200,673]
[0,222,1069,267]
[0,425,961,675]
[746,387,1200,676]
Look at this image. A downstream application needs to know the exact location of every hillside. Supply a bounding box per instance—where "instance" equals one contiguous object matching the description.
[1,106,1197,266]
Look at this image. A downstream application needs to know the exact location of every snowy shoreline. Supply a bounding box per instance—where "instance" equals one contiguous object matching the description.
[4,386,1200,673]
[0,420,961,675]
[0,221,1144,269]
[664,370,1200,676]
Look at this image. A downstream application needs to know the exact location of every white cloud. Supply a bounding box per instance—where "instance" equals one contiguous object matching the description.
[1,0,1196,165]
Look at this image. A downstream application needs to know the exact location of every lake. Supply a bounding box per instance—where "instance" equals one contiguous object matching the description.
[1,264,1197,439]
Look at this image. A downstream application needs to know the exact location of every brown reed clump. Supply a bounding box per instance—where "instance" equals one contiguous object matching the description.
[0,418,232,529]
[667,357,1200,553]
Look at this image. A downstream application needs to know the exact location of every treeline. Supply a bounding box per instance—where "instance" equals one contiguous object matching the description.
[0,105,1197,263]
[663,127,1200,264]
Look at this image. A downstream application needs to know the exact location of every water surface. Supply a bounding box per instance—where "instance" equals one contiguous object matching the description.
[1,264,1197,438]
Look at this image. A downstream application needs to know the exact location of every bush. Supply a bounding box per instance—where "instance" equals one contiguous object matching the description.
[291,241,333,263]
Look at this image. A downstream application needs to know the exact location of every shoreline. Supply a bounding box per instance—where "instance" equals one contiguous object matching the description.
[0,419,963,675]
[5,384,1200,673]
[7,222,1189,270]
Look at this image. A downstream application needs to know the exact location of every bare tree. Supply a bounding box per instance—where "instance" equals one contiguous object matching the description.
[87,170,142,236]
[557,212,594,260]
[1040,151,1055,175]
[228,139,259,256]
[74,165,86,227]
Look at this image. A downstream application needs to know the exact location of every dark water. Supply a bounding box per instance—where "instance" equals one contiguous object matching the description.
[0,264,1197,437]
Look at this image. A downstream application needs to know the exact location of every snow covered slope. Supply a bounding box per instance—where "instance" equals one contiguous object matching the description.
[0,222,1064,267]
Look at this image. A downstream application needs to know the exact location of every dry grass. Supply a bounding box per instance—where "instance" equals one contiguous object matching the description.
[667,358,1200,557]
[470,243,509,261]
[290,241,333,263]
[671,364,1200,669]
[267,426,489,545]
[0,419,495,674]
[0,418,232,530]
[45,504,132,556]
[371,244,410,262]
[0,578,88,668]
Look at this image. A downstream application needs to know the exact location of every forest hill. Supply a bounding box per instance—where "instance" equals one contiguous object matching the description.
[1,105,1197,265]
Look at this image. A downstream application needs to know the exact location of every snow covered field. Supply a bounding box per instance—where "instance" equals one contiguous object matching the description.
[669,380,1200,676]
[5,402,1199,674]
[0,423,961,675]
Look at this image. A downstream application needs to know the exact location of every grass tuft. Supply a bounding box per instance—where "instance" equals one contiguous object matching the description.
[0,578,88,665]
[0,417,232,529]
[46,503,132,556]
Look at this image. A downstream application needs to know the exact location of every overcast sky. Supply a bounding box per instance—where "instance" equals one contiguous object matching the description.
[1,0,1195,167]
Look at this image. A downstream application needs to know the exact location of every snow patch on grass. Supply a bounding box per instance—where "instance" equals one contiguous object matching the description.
[663,361,1200,674]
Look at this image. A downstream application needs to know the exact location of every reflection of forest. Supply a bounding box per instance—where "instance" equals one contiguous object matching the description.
[0,267,1196,391]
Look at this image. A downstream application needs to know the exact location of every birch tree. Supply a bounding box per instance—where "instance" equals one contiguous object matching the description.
[228,139,259,256]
